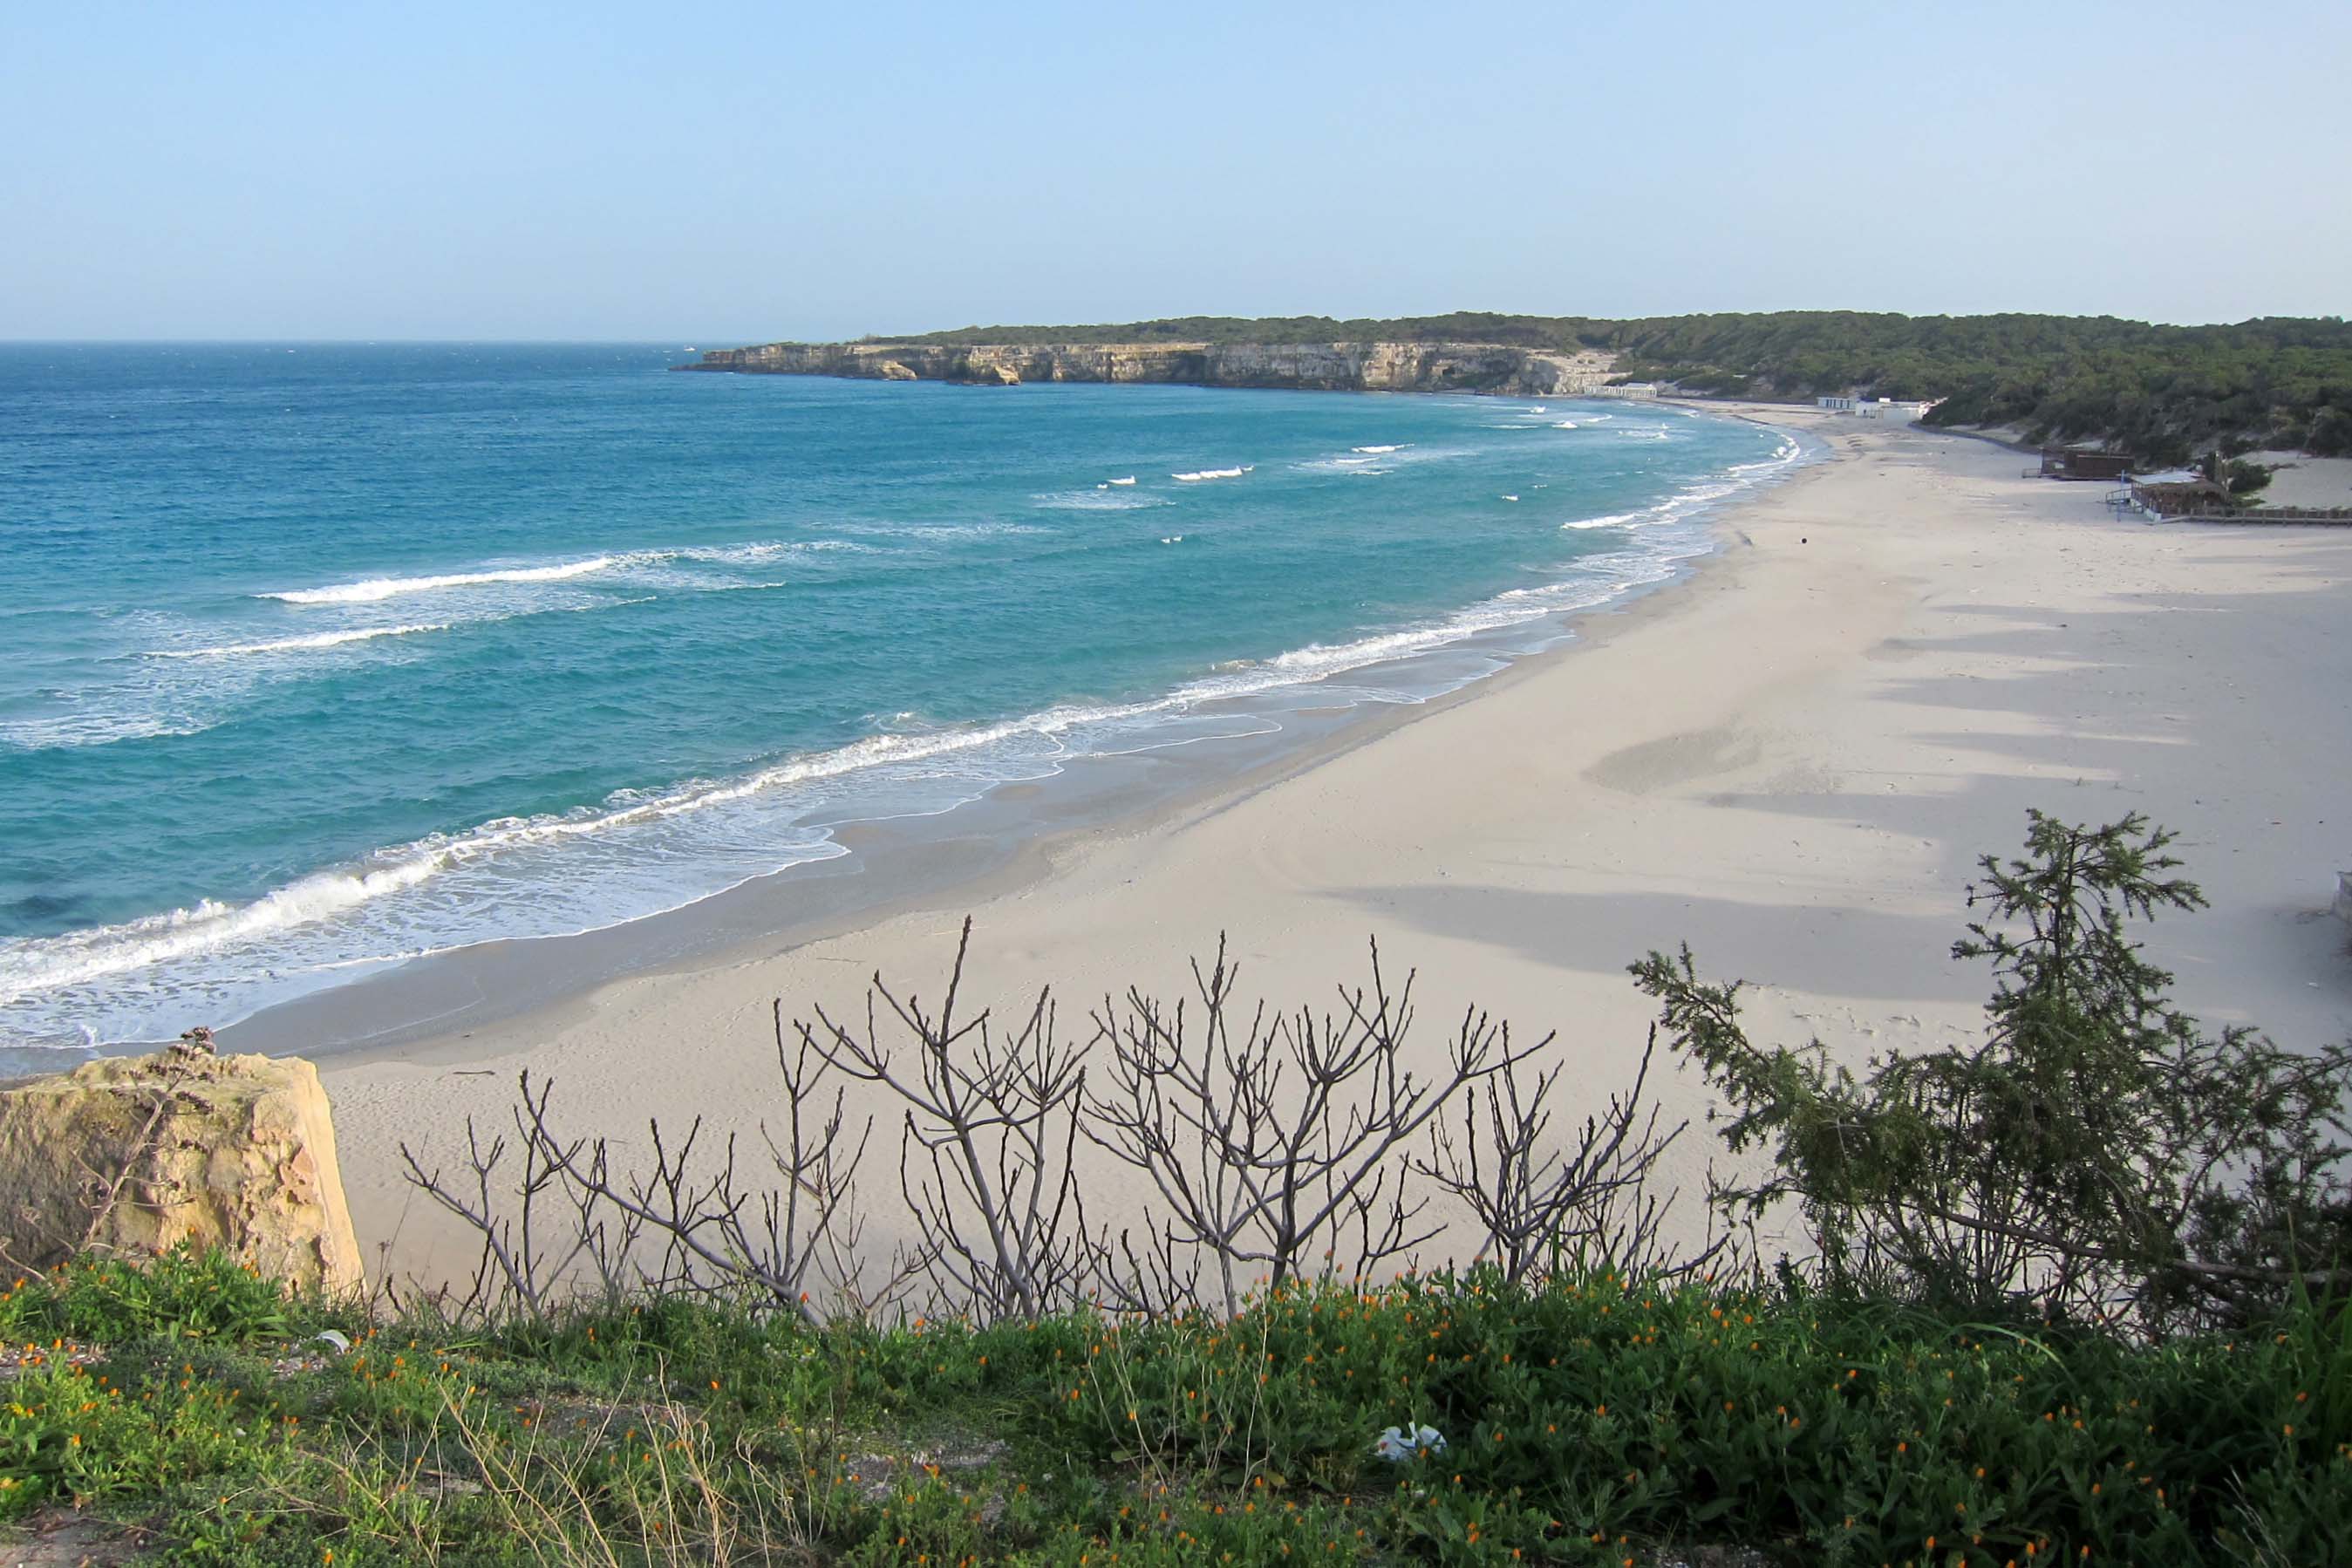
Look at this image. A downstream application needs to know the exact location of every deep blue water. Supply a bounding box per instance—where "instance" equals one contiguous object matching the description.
[0,344,1799,1049]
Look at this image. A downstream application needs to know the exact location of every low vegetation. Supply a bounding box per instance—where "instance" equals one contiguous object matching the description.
[5,1248,2347,1564]
[4,814,2346,1563]
[884,311,2352,466]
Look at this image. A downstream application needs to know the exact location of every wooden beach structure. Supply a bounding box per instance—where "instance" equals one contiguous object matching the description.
[2119,470,2352,525]
[2037,447,2134,481]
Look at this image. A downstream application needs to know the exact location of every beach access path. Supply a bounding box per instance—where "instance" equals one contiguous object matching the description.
[326,406,2352,1284]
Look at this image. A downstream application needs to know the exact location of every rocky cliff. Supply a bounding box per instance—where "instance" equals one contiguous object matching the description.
[679,340,1617,397]
[0,1041,363,1294]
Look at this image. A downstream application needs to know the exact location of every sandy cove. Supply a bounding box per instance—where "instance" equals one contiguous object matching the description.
[323,406,2352,1285]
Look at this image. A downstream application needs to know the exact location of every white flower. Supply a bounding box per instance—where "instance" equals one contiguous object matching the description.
[1374,1421,1447,1462]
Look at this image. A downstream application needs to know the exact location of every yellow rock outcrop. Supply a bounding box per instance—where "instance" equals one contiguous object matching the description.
[0,1046,363,1295]
[683,339,1618,397]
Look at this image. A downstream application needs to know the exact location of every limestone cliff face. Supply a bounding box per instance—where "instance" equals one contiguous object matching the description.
[0,1047,363,1295]
[680,341,1616,397]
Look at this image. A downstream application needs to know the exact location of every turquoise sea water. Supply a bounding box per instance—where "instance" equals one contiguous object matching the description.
[0,344,1801,1053]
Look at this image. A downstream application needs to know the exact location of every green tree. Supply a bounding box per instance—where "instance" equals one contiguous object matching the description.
[1632,812,2352,1330]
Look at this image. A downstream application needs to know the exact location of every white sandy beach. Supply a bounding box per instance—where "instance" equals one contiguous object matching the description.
[324,408,2352,1286]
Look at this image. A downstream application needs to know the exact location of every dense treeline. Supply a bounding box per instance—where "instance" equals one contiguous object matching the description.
[884,310,2352,463]
[884,310,1603,351]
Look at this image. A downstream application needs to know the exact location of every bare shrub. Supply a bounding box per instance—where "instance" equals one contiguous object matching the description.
[1411,1025,1726,1286]
[801,917,1101,1324]
[1084,937,1549,1318]
[404,924,1699,1326]
[399,1003,873,1324]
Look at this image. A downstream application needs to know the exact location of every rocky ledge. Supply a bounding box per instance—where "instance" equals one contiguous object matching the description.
[677,340,1617,397]
[0,1034,362,1294]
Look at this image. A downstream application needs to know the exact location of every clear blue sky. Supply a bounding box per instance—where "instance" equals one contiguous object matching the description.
[4,1,2345,340]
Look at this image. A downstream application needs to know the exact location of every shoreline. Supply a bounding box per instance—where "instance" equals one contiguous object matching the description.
[4,383,1794,1073]
[303,406,2352,1282]
[208,404,1810,1067]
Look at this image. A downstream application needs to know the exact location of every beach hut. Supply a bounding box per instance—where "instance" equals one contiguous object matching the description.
[2129,474,2233,517]
[2038,448,2134,481]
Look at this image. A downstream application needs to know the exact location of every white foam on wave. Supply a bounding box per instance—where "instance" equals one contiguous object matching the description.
[1034,489,1170,512]
[0,711,220,753]
[1552,420,1579,430]
[1351,444,1408,454]
[1728,437,1803,474]
[149,623,452,659]
[849,520,1048,542]
[1297,454,1391,477]
[1560,430,1810,535]
[672,542,796,564]
[1105,475,1137,486]
[0,856,455,1004]
[1171,466,1251,482]
[262,556,618,604]
[259,541,865,606]
[6,595,672,756]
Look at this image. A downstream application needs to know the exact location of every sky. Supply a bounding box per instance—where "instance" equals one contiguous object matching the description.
[3,1,2346,341]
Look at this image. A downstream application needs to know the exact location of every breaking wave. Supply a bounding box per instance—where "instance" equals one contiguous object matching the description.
[150,624,452,658]
[262,556,619,604]
[257,541,866,605]
[1033,489,1170,512]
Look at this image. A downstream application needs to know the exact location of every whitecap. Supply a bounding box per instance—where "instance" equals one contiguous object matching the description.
[0,711,222,753]
[1034,489,1170,512]
[149,623,451,659]
[262,556,617,605]
[1171,466,1251,482]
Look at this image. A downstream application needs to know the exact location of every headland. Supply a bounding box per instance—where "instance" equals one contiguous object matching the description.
[678,337,1619,396]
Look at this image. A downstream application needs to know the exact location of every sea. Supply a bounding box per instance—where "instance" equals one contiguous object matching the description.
[0,344,1805,1063]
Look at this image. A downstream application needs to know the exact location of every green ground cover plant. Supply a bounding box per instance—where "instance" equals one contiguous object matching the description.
[4,1250,2349,1564]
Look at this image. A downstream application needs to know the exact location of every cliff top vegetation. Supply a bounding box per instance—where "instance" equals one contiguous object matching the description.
[849,311,2352,464]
